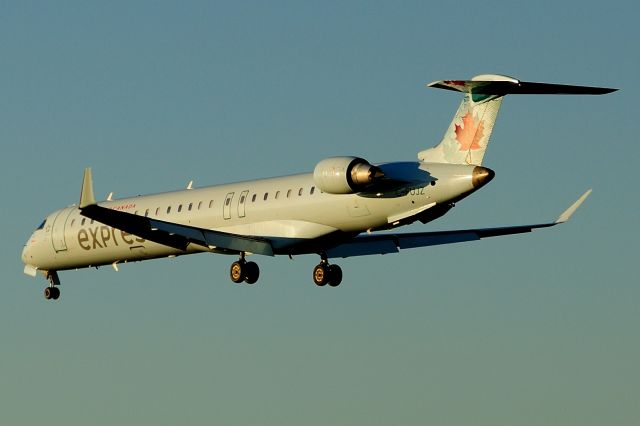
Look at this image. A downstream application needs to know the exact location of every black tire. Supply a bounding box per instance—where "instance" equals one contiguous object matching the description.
[244,261,260,284]
[328,264,342,287]
[44,287,53,300]
[230,260,246,283]
[51,287,61,300]
[313,264,330,286]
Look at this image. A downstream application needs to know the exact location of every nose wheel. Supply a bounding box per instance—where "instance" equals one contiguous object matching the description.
[44,286,60,300]
[44,271,61,300]
[230,254,260,284]
[312,260,342,287]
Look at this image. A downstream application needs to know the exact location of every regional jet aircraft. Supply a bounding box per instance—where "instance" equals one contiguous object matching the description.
[22,74,616,300]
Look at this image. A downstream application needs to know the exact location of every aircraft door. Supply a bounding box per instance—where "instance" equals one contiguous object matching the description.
[223,192,234,220]
[238,190,249,218]
[51,208,73,252]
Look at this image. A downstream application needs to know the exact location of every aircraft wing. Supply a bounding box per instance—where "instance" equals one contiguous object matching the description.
[80,204,274,256]
[78,169,274,256]
[326,190,591,258]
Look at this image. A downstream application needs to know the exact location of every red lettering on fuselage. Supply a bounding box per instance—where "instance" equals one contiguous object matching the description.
[112,204,136,211]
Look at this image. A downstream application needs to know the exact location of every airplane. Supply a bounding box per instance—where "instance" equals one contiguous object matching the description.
[21,74,616,300]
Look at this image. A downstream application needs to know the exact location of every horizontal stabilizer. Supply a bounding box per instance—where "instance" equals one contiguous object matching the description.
[428,76,617,98]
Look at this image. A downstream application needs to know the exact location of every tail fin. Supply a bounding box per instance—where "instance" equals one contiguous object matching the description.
[418,74,616,165]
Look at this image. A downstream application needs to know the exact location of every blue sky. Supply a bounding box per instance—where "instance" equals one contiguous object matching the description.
[1,1,638,425]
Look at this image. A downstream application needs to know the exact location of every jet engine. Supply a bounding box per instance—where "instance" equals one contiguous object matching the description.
[313,156,384,194]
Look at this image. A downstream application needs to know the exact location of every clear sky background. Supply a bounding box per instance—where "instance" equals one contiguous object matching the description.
[1,1,637,425]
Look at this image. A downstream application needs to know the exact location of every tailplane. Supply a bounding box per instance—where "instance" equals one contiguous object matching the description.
[418,74,616,165]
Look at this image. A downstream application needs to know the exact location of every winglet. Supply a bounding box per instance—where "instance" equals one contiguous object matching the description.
[79,167,96,208]
[555,189,592,223]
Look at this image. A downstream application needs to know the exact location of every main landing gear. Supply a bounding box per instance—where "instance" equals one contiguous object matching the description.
[230,253,260,284]
[227,253,343,287]
[312,257,342,287]
[44,271,61,301]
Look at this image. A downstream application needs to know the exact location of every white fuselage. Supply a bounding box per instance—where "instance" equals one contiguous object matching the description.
[22,162,483,273]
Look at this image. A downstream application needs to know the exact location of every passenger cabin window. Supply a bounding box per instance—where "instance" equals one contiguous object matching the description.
[310,186,315,195]
[287,189,292,198]
[188,203,193,211]
[155,207,160,215]
[178,204,183,212]
[225,198,231,206]
[81,218,86,226]
[252,194,257,202]
[209,200,214,208]
[298,188,303,196]
[198,201,202,210]
[240,195,246,203]
[275,191,280,199]
[167,206,171,214]
[263,193,268,201]
[145,209,149,217]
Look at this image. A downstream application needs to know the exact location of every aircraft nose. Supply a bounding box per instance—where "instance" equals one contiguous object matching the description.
[22,234,36,265]
[21,243,30,264]
[472,166,495,189]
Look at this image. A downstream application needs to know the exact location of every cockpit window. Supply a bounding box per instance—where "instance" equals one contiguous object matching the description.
[36,220,46,230]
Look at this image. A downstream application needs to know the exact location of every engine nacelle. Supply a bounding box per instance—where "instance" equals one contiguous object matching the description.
[313,156,384,194]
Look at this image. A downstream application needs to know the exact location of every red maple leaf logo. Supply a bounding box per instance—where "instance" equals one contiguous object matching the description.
[455,112,484,151]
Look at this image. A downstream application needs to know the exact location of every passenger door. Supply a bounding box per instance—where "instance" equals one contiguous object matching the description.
[238,190,249,218]
[51,208,73,252]
[223,192,234,220]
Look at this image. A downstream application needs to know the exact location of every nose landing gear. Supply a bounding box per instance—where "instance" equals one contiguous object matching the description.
[44,271,61,300]
[44,286,60,300]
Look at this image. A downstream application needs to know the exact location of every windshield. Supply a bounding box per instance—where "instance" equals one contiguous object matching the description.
[36,219,46,230]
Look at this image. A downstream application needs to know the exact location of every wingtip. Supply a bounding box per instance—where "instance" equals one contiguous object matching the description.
[79,167,96,208]
[555,189,592,224]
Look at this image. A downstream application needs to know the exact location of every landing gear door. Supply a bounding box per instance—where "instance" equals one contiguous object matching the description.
[223,192,234,220]
[51,208,73,252]
[238,190,249,218]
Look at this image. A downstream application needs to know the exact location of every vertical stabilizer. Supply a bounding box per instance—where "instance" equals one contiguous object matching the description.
[418,74,513,165]
[418,74,617,165]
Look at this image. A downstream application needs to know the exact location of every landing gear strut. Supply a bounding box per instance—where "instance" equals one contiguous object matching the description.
[44,271,61,300]
[312,256,342,287]
[230,253,260,284]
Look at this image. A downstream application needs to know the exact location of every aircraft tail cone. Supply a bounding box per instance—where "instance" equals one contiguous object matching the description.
[472,166,495,189]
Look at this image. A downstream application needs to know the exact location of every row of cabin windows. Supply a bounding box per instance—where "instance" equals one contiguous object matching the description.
[148,186,317,216]
[68,186,319,228]
[255,186,316,202]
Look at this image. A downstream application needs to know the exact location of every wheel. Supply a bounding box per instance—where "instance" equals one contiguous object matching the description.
[230,260,246,283]
[45,287,60,300]
[328,264,342,287]
[313,264,330,286]
[244,261,260,284]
